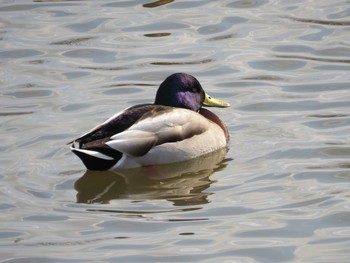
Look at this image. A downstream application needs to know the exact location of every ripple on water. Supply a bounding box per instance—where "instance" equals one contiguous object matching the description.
[0,49,44,59]
[3,89,53,99]
[62,48,118,63]
[66,18,109,33]
[197,16,248,35]
[248,59,307,71]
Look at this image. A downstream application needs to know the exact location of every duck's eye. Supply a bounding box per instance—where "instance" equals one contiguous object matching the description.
[192,87,198,92]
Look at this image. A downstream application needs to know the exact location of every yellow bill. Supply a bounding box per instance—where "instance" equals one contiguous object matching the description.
[203,93,230,108]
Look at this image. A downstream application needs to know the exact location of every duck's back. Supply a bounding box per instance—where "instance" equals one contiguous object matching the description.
[72,104,156,148]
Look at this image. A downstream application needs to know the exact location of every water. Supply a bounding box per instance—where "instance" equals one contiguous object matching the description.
[1,0,350,262]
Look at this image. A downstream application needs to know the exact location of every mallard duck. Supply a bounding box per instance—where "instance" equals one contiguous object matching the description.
[69,73,230,170]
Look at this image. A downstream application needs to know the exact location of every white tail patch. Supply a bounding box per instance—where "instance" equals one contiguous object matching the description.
[70,147,114,160]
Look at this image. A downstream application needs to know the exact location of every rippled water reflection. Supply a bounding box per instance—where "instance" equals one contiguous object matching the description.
[1,0,350,262]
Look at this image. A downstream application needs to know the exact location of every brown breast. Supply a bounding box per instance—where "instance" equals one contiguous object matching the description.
[199,108,229,143]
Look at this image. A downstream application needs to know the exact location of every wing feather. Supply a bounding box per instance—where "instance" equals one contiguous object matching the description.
[104,108,209,158]
[107,130,157,157]
[69,104,155,147]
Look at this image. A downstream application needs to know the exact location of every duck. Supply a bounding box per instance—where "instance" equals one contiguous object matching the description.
[69,72,230,170]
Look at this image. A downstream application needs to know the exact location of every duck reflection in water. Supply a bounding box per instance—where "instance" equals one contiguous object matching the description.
[75,148,230,206]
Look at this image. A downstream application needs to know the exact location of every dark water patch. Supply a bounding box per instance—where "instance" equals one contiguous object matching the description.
[324,142,347,146]
[0,111,34,116]
[151,59,212,66]
[241,74,285,81]
[162,218,208,222]
[321,147,350,158]
[5,83,38,89]
[51,37,94,45]
[284,16,350,26]
[17,236,123,248]
[27,59,47,65]
[102,1,142,8]
[306,162,350,170]
[144,32,171,37]
[143,0,174,8]
[335,171,350,180]
[207,33,236,41]
[179,232,195,236]
[276,55,350,64]
[308,113,349,118]
[87,207,201,215]
[104,83,154,88]
[80,65,132,71]
[227,0,268,8]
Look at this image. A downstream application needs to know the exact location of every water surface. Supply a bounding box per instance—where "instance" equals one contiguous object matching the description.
[1,0,350,262]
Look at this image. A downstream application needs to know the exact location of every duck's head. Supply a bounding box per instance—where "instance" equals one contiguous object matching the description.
[154,73,230,111]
